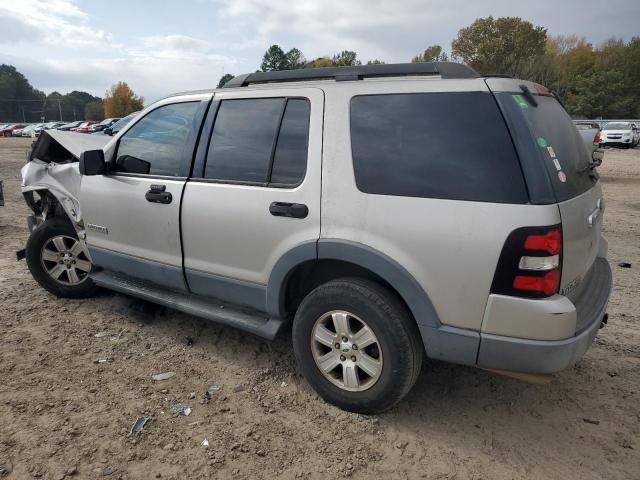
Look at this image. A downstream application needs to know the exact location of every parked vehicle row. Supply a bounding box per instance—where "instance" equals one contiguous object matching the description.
[1,117,128,138]
[599,121,640,148]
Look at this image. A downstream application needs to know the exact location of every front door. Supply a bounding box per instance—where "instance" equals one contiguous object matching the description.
[180,87,323,311]
[80,95,210,291]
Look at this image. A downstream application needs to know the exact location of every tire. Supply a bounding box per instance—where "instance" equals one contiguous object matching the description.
[292,277,423,413]
[25,217,98,298]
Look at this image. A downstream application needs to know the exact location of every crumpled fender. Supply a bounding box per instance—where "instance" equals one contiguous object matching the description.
[21,160,83,224]
[20,130,111,226]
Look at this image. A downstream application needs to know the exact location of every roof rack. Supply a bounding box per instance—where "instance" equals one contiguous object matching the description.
[223,62,480,88]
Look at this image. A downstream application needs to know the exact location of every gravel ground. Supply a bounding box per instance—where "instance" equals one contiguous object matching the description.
[0,137,638,480]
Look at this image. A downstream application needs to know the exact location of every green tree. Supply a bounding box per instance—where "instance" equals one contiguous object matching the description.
[103,82,144,118]
[217,73,234,88]
[411,45,448,63]
[366,59,386,65]
[332,50,361,67]
[285,48,306,69]
[451,16,547,75]
[0,64,45,122]
[565,70,636,118]
[84,101,104,120]
[260,45,289,71]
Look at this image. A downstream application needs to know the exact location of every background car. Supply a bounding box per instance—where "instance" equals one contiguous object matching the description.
[600,121,640,148]
[88,118,121,133]
[70,121,98,133]
[574,122,602,154]
[20,124,45,137]
[1,124,26,136]
[57,121,83,131]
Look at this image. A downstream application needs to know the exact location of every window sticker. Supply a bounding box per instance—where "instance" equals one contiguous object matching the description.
[536,137,548,147]
[547,146,556,158]
[558,171,567,183]
[512,94,529,109]
[553,158,562,171]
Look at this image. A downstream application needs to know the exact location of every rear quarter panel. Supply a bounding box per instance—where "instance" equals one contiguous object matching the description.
[320,79,561,331]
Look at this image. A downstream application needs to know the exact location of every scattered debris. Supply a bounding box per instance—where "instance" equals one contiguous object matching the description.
[94,331,111,338]
[183,336,194,346]
[280,381,288,388]
[101,467,114,476]
[129,416,151,435]
[201,438,209,448]
[617,262,632,268]
[152,372,176,381]
[233,384,246,393]
[583,418,600,425]
[93,358,112,364]
[189,392,196,399]
[202,384,223,404]
[169,403,192,416]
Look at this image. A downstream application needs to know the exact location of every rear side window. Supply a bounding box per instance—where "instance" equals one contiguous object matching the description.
[204,97,309,185]
[495,93,593,202]
[350,92,528,203]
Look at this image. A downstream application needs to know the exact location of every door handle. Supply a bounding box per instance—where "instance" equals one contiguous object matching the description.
[269,202,308,219]
[145,185,172,204]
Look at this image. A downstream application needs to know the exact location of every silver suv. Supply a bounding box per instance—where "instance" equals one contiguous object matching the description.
[20,63,612,413]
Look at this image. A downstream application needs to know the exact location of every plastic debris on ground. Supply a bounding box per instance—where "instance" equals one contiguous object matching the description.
[169,403,192,416]
[152,372,176,381]
[201,438,209,448]
[129,416,151,435]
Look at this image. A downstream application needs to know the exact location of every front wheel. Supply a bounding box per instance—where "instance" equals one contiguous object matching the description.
[292,278,423,413]
[25,217,98,298]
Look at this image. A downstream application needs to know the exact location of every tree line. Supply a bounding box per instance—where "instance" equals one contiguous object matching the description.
[0,64,144,123]
[219,16,640,119]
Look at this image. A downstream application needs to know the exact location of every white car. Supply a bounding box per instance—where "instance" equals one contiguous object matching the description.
[600,122,639,148]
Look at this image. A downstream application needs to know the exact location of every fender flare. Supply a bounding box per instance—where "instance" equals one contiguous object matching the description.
[266,239,441,329]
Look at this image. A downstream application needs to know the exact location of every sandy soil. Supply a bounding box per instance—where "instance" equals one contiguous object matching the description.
[0,137,638,480]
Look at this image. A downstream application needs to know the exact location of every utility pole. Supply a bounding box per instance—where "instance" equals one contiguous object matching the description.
[58,100,63,121]
[21,105,26,123]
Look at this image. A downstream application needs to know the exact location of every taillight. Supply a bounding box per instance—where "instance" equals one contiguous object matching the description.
[594,132,601,145]
[491,225,562,299]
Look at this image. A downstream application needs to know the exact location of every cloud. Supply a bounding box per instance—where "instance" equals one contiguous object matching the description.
[0,0,113,48]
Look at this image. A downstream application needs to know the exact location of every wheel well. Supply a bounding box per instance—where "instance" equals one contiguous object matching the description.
[282,259,409,320]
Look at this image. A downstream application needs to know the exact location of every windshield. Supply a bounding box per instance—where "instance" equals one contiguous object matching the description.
[496,93,595,203]
[603,122,631,130]
[110,112,139,133]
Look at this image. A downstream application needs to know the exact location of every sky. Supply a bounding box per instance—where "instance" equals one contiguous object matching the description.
[0,0,638,103]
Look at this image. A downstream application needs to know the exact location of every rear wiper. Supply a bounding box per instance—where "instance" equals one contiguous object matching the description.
[519,84,538,107]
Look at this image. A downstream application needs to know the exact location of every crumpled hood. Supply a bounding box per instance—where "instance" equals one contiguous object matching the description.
[36,129,111,161]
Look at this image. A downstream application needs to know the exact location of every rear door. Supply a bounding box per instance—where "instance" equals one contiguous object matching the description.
[180,87,323,311]
[80,95,210,290]
[487,79,603,299]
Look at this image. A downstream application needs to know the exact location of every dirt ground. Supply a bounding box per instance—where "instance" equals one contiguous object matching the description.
[0,137,638,480]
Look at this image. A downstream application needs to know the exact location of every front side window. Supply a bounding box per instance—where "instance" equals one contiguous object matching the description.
[115,102,200,177]
[350,92,528,203]
[204,97,310,185]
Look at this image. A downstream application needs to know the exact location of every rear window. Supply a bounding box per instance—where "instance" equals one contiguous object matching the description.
[350,92,527,203]
[495,93,594,202]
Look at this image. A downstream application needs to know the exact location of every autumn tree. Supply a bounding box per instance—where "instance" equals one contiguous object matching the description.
[84,100,104,120]
[451,16,547,75]
[103,82,144,118]
[306,57,335,68]
[217,73,234,88]
[412,45,448,63]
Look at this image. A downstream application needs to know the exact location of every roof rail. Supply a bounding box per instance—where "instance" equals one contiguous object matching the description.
[222,62,480,88]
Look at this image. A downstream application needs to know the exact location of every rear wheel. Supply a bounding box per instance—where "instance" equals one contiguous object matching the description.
[292,278,423,413]
[26,217,98,298]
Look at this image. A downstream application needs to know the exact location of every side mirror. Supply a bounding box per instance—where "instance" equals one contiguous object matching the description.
[79,149,106,175]
[116,155,151,175]
[104,128,113,136]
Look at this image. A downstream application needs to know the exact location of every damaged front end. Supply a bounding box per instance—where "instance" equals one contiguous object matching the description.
[19,130,111,257]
